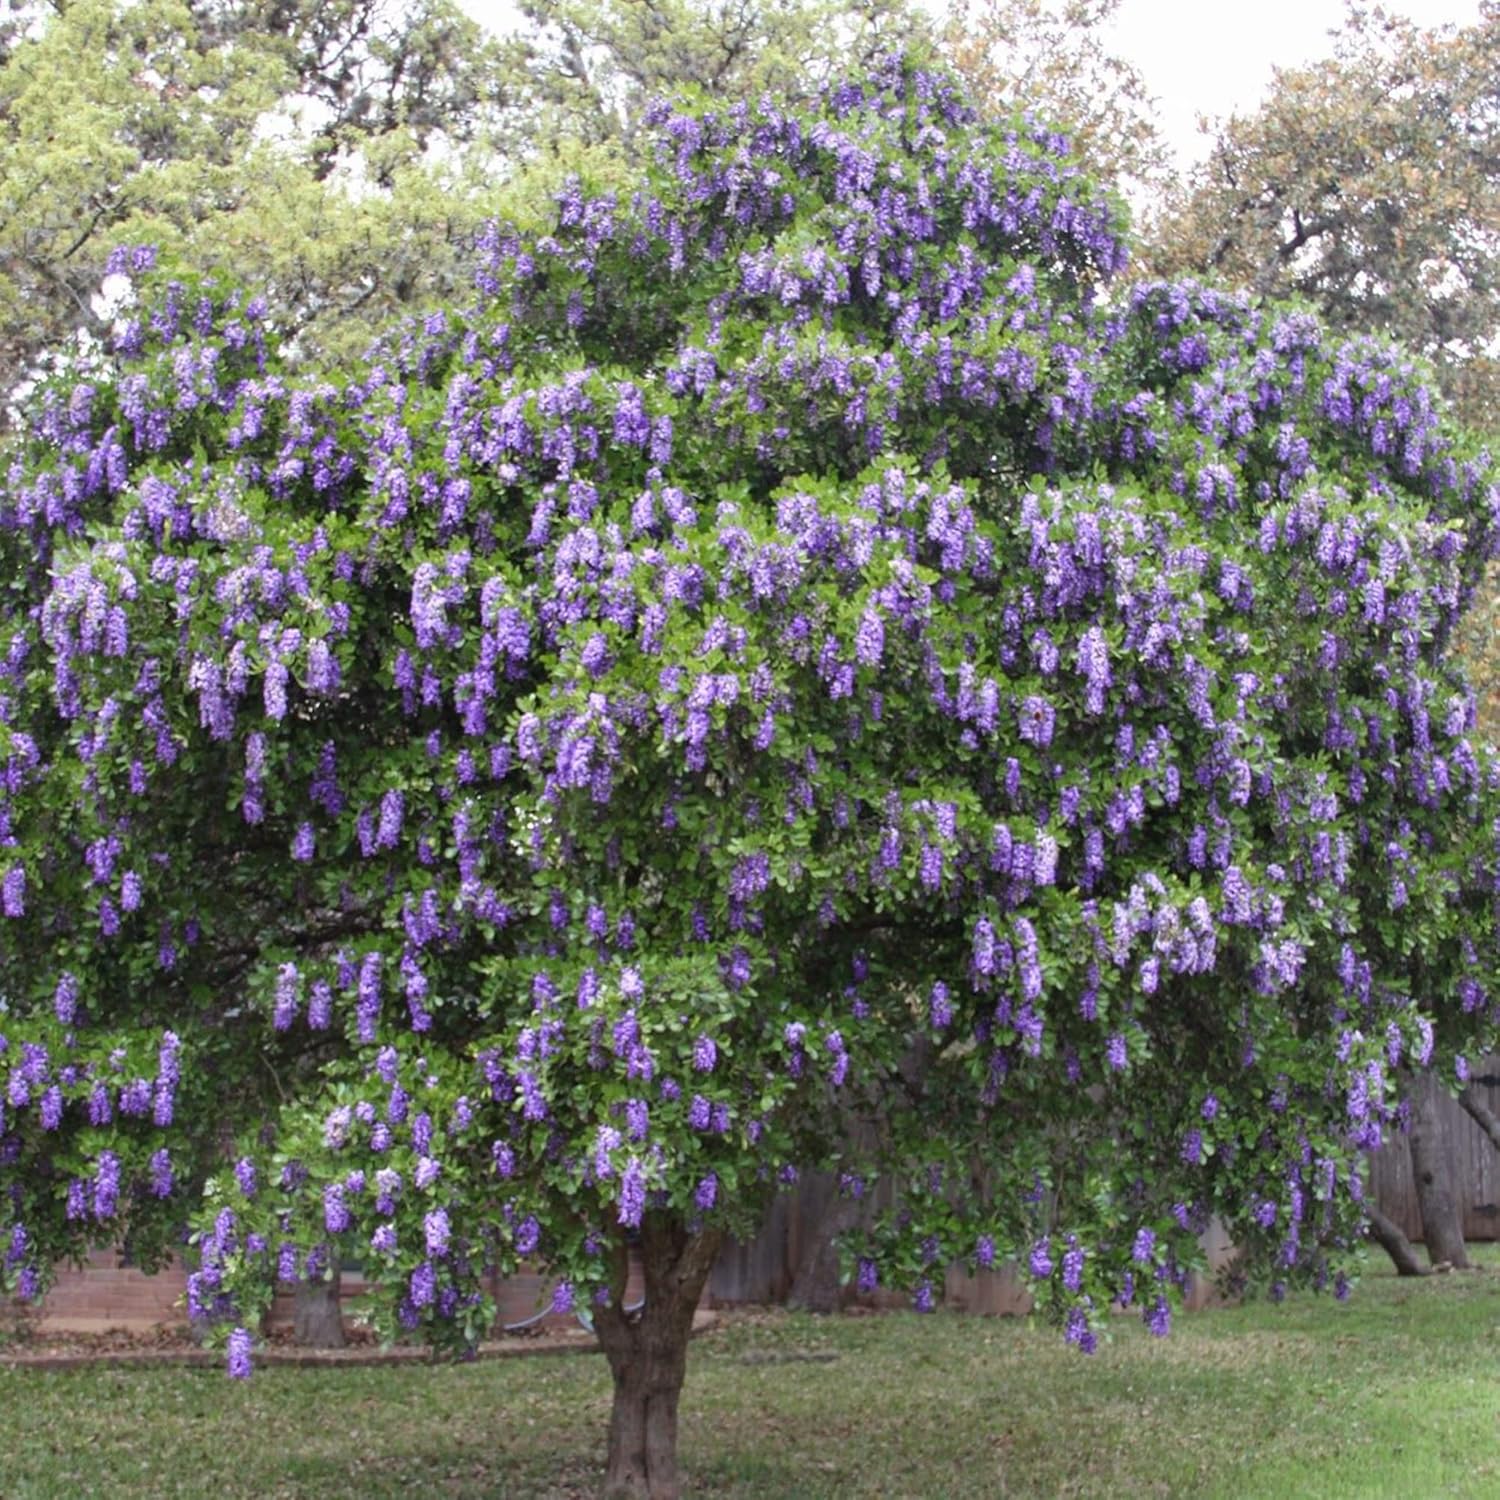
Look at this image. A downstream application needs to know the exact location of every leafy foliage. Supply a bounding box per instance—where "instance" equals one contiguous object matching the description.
[0,0,926,409]
[1,48,1498,1492]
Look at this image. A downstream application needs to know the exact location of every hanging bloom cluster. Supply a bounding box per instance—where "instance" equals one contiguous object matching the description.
[0,54,1497,1376]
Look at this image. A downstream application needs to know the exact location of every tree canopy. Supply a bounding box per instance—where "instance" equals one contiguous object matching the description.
[2,50,1499,1500]
[1144,1,1499,434]
[0,0,521,397]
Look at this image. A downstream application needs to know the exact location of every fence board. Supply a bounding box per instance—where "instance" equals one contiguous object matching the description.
[1369,1056,1499,1243]
[713,1059,1500,1313]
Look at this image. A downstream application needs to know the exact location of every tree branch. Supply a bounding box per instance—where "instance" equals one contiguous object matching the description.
[1459,1085,1500,1153]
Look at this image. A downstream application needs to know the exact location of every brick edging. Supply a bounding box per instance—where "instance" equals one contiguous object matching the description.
[1,1310,718,1373]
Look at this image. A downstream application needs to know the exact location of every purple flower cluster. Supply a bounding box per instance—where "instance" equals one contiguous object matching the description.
[0,51,1495,1376]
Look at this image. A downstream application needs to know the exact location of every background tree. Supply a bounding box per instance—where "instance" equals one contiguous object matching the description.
[0,0,929,407]
[1143,2,1498,434]
[509,0,924,149]
[0,0,520,400]
[942,0,1169,201]
[3,54,1500,1500]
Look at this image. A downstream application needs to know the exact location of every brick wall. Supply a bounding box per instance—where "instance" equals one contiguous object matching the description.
[31,1248,189,1334]
[13,1249,648,1336]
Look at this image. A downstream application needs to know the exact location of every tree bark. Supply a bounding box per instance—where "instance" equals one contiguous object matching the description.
[787,1177,863,1314]
[788,1044,927,1313]
[592,1217,722,1500]
[1365,1203,1429,1276]
[1459,1085,1500,1153]
[293,1264,346,1348]
[1407,1071,1471,1270]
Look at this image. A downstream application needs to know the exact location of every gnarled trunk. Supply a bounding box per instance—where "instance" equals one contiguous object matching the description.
[294,1264,346,1348]
[593,1217,721,1500]
[1407,1071,1471,1270]
[1365,1203,1428,1277]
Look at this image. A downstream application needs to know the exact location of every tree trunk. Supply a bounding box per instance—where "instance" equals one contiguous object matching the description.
[1365,1203,1429,1276]
[293,1264,346,1348]
[593,1217,722,1500]
[787,1178,862,1314]
[1458,1085,1500,1153]
[788,1045,926,1314]
[1407,1071,1471,1270]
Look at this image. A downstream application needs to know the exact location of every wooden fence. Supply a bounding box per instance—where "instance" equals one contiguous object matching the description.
[711,1058,1500,1309]
[15,1063,1497,1332]
[708,1173,1237,1311]
[1368,1057,1500,1243]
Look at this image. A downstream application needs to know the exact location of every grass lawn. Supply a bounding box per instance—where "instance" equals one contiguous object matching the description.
[2,1248,1497,1498]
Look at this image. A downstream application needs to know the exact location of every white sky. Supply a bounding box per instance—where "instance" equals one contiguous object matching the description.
[459,0,1486,169]
[1102,0,1487,167]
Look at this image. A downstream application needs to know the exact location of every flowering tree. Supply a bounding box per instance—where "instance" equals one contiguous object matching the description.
[3,54,1499,1500]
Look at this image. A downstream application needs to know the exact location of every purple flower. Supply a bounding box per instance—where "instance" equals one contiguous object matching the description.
[692,1035,717,1073]
[93,1150,121,1220]
[424,1209,451,1257]
[695,1172,718,1211]
[54,972,80,1025]
[930,981,954,1029]
[323,1104,354,1149]
[1019,696,1055,748]
[595,1124,622,1179]
[515,1216,541,1256]
[410,1261,437,1309]
[1064,1305,1098,1355]
[308,980,333,1030]
[1062,1243,1085,1293]
[1145,1297,1171,1338]
[234,1157,257,1198]
[618,1156,646,1227]
[150,1150,174,1198]
[227,1327,253,1379]
[273,962,300,1031]
[1029,1238,1053,1279]
[377,788,404,849]
[324,1182,350,1233]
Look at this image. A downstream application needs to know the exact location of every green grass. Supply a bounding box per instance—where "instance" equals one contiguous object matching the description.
[3,1249,1498,1498]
